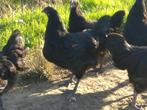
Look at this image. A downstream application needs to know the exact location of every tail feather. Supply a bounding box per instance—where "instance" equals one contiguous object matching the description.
[110,10,125,31]
[93,15,111,40]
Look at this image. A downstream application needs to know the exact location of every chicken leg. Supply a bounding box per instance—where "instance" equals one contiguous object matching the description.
[68,79,80,103]
[130,90,142,110]
[62,74,73,87]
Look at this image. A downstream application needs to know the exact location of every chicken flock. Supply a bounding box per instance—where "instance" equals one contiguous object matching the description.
[0,0,147,110]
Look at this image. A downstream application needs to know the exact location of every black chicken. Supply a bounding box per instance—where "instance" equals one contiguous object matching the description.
[104,33,147,109]
[68,0,96,33]
[42,6,109,101]
[0,29,27,108]
[42,6,125,101]
[2,29,28,71]
[69,0,125,33]
[68,0,125,72]
[123,0,147,46]
[0,29,27,94]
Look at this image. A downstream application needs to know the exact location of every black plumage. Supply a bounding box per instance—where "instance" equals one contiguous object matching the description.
[105,33,147,109]
[69,0,125,33]
[123,0,147,46]
[0,29,27,95]
[68,0,96,33]
[2,29,27,71]
[42,6,113,101]
[109,10,125,32]
[68,0,125,72]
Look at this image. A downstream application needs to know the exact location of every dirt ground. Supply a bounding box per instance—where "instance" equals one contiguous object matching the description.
[1,65,147,110]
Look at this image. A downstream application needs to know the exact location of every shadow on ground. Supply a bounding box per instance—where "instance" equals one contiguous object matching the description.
[2,79,141,110]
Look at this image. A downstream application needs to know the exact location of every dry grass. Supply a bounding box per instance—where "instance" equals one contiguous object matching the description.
[17,46,69,85]
[0,0,69,17]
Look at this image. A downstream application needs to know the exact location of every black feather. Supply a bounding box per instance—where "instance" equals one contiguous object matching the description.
[106,33,147,94]
[123,0,147,46]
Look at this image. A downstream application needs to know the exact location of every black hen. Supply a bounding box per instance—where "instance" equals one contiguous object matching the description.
[68,0,96,33]
[123,0,147,46]
[42,6,125,101]
[69,0,125,33]
[2,29,28,71]
[105,33,147,109]
[69,0,125,72]
[42,6,112,101]
[0,29,27,95]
